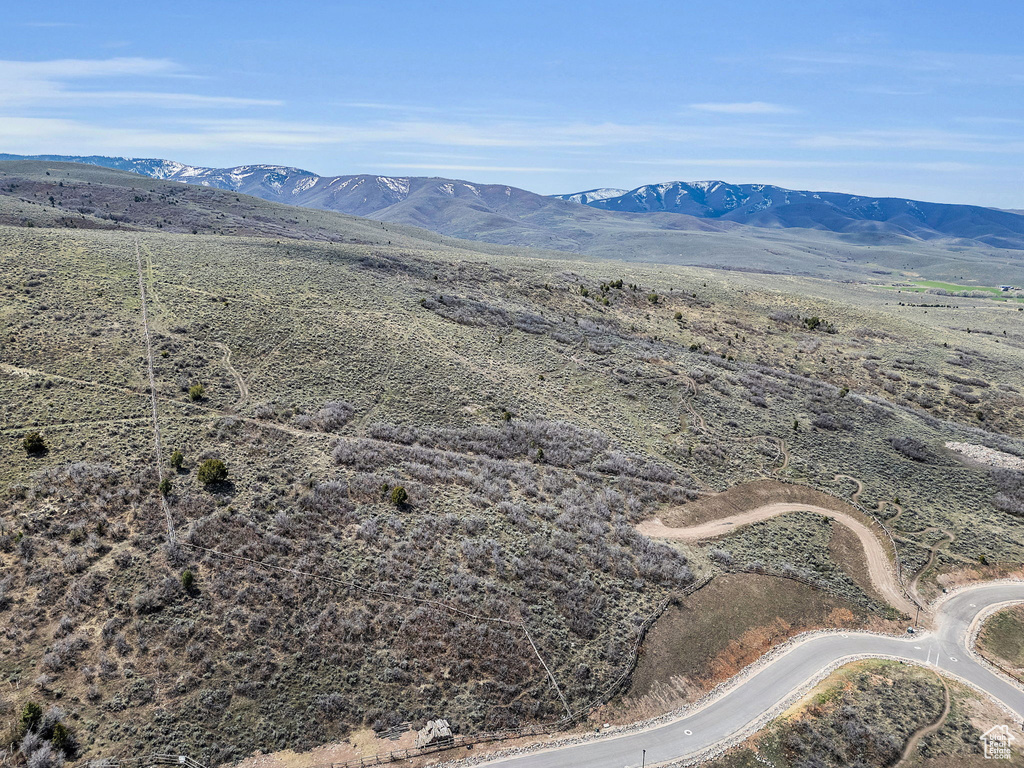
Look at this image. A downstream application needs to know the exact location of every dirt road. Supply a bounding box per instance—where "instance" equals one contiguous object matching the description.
[638,502,917,616]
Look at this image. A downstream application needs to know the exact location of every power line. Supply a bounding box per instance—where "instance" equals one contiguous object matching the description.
[130,238,570,717]
[134,238,175,544]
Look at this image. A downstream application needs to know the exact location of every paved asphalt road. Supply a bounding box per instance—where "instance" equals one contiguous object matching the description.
[483,583,1024,768]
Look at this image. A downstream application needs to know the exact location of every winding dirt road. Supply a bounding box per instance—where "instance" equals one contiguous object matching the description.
[638,502,917,616]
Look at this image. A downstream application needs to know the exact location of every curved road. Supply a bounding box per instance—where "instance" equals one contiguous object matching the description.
[482,583,1024,767]
[638,503,915,616]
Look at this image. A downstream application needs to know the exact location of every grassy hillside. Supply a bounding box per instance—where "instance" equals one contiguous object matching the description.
[978,604,1024,682]
[1,180,1023,764]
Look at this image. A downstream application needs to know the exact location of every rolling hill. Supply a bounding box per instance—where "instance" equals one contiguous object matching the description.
[6,154,1024,253]
[3,156,1024,284]
[3,157,1024,766]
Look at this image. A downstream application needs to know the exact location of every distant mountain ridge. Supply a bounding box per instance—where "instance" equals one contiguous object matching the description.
[0,153,738,249]
[553,180,1024,249]
[3,154,1024,252]
[4,156,1024,283]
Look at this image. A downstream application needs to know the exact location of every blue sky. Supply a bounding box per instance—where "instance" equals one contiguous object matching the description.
[3,1,1023,206]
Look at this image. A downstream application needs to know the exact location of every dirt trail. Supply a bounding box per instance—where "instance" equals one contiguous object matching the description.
[1,362,141,395]
[834,473,865,505]
[214,341,249,406]
[765,436,789,472]
[676,374,708,434]
[639,502,917,616]
[134,238,175,543]
[883,499,905,527]
[895,673,950,766]
[909,530,955,597]
[0,415,192,436]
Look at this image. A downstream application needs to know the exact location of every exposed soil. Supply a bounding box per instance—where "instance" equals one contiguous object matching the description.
[608,573,899,723]
[640,494,915,615]
[829,518,884,604]
[659,479,862,528]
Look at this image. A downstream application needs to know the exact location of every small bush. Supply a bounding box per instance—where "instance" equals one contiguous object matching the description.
[188,383,205,401]
[50,722,75,757]
[158,478,172,496]
[170,450,184,470]
[181,570,195,593]
[22,432,47,455]
[197,459,228,486]
[804,315,837,333]
[993,469,1024,517]
[27,742,64,768]
[133,589,165,614]
[888,436,937,463]
[20,702,43,735]
[390,486,408,506]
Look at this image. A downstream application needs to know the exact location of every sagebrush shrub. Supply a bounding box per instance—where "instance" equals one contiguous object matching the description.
[22,432,47,455]
[197,459,227,486]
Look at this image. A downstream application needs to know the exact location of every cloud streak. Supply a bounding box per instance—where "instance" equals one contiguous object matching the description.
[627,157,990,172]
[689,101,795,114]
[0,57,270,110]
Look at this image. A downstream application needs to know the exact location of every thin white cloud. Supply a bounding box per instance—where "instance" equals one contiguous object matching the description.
[0,57,270,110]
[336,101,441,112]
[181,117,691,149]
[377,164,569,173]
[0,113,815,157]
[627,158,988,172]
[796,128,1024,153]
[59,91,282,108]
[854,86,932,97]
[0,57,179,79]
[776,50,1024,84]
[689,101,795,114]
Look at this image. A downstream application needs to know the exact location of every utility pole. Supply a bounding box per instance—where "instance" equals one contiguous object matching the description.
[642,749,646,768]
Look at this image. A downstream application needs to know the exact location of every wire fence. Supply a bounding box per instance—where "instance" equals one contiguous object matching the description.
[134,238,175,543]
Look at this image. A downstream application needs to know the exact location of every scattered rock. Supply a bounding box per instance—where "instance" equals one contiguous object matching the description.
[416,719,453,749]
[946,442,1024,471]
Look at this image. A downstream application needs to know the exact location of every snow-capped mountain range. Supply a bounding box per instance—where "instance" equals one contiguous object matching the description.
[553,180,1024,248]
[3,154,1024,250]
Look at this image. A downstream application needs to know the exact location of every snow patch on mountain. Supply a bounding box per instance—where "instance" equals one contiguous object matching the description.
[553,187,628,205]
[293,175,320,194]
[376,176,410,197]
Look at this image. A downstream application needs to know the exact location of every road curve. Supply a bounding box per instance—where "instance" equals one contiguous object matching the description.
[637,503,915,616]
[481,583,1024,768]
